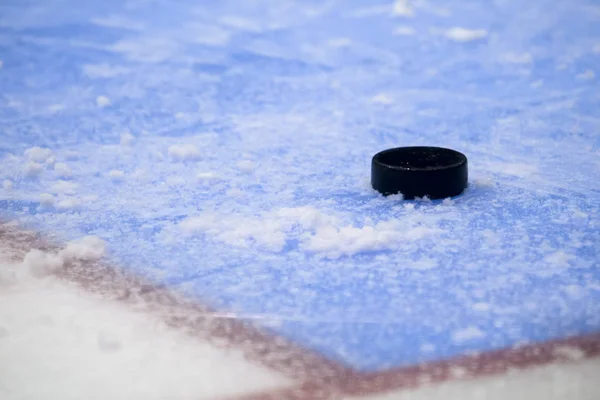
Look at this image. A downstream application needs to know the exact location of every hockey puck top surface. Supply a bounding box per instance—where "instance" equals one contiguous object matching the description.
[371,146,468,199]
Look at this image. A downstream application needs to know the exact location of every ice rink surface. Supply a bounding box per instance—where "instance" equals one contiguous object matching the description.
[1,0,599,398]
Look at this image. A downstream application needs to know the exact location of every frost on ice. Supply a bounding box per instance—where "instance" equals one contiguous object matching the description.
[196,171,221,184]
[178,206,445,258]
[371,93,395,105]
[391,0,414,17]
[120,132,136,146]
[22,236,106,278]
[168,144,201,162]
[237,159,256,173]
[39,193,55,208]
[56,198,81,211]
[109,170,125,181]
[576,70,595,80]
[0,0,599,386]
[25,162,44,178]
[452,326,486,343]
[54,162,72,178]
[50,180,78,194]
[24,147,54,163]
[96,95,111,108]
[393,26,416,36]
[444,27,488,42]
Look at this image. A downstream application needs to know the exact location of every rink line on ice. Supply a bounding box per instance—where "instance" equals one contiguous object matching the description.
[0,222,342,396]
[2,222,599,400]
[230,333,600,400]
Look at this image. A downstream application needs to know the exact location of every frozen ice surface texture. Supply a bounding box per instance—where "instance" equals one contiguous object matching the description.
[0,0,599,375]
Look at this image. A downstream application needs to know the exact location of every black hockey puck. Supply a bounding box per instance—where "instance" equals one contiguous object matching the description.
[371,146,468,199]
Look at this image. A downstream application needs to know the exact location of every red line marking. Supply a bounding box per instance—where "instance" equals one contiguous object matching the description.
[3,223,599,400]
[229,332,600,400]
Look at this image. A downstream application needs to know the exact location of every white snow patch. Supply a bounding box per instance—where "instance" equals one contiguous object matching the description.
[83,195,99,203]
[0,267,17,287]
[409,257,439,270]
[3,179,13,190]
[168,144,201,162]
[180,213,286,251]
[531,79,544,88]
[180,207,337,252]
[186,24,231,46]
[96,95,111,108]
[404,203,415,211]
[151,150,165,161]
[97,331,122,352]
[54,162,72,178]
[304,223,442,259]
[0,244,289,399]
[589,281,600,291]
[450,366,468,378]
[48,104,65,112]
[571,209,588,219]
[554,346,585,361]
[65,151,79,160]
[180,214,286,251]
[7,99,22,108]
[474,178,495,189]
[132,169,149,182]
[488,162,538,178]
[482,229,501,247]
[24,147,53,163]
[50,180,78,194]
[452,326,486,343]
[23,236,106,277]
[327,38,352,48]
[166,176,187,187]
[61,236,106,262]
[544,251,574,267]
[109,36,181,63]
[23,249,65,278]
[237,159,255,173]
[564,285,583,298]
[393,26,416,36]
[21,236,106,279]
[91,15,145,31]
[83,63,130,78]
[472,302,491,312]
[219,15,262,32]
[120,132,136,146]
[178,206,443,258]
[371,93,395,105]
[25,162,44,178]
[347,5,389,18]
[392,0,414,17]
[225,187,245,198]
[445,27,487,42]
[420,343,436,353]
[56,198,81,210]
[39,193,55,208]
[108,170,125,181]
[501,52,533,64]
[576,70,595,80]
[196,171,221,183]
